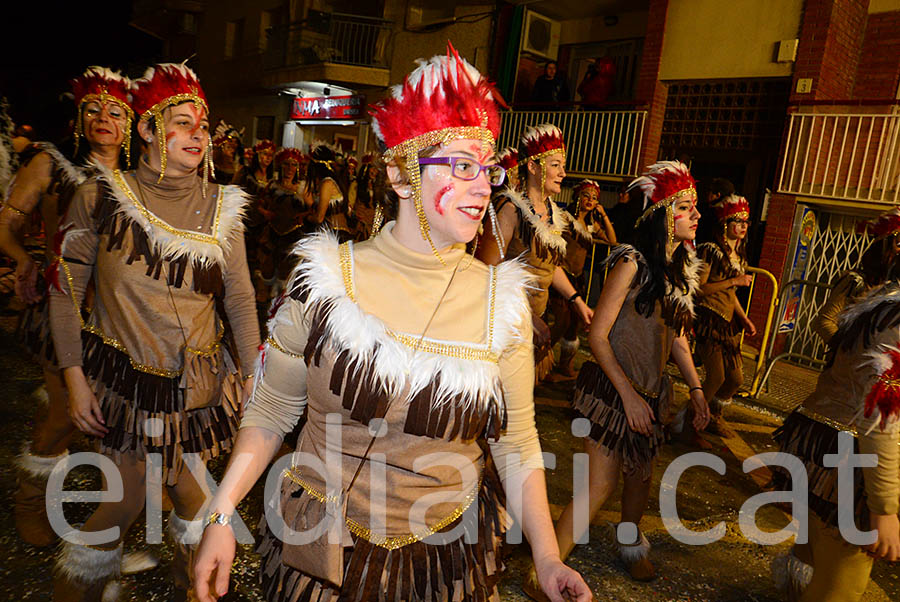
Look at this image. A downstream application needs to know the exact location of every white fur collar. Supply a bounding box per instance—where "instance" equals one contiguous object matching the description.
[282,231,533,411]
[570,215,593,242]
[37,142,88,188]
[96,163,249,269]
[669,245,703,316]
[501,189,568,254]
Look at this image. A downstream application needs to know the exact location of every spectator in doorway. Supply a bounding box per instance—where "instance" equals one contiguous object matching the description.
[531,61,570,108]
[697,176,735,244]
[606,182,643,246]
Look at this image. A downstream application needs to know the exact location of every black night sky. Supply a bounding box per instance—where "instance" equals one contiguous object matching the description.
[1,1,162,141]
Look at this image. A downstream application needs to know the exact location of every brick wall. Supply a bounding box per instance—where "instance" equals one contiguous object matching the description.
[854,10,900,98]
[636,0,669,168]
[791,0,868,102]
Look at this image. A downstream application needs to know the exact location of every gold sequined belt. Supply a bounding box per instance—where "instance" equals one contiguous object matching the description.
[796,406,857,437]
[283,460,485,550]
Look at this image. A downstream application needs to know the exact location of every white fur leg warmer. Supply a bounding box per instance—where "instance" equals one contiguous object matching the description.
[56,540,122,584]
[16,442,68,479]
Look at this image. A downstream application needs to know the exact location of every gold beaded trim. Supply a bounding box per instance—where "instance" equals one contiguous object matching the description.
[381,126,495,163]
[387,331,498,363]
[524,147,566,164]
[636,187,697,225]
[80,93,135,120]
[796,405,857,437]
[338,241,356,302]
[112,170,224,245]
[283,462,484,550]
[338,241,499,363]
[266,335,303,359]
[628,377,659,399]
[139,92,208,123]
[3,204,30,217]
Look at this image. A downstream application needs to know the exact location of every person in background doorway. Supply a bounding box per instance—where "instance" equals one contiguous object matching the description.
[531,61,570,108]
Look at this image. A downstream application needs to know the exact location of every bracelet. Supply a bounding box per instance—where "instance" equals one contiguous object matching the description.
[204,511,232,530]
[567,292,581,303]
[241,373,254,382]
[689,386,703,393]
[3,204,29,217]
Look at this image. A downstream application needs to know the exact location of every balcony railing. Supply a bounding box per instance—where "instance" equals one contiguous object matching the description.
[777,105,900,204]
[265,13,392,71]
[499,109,647,179]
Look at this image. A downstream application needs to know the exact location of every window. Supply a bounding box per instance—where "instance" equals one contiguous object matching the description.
[255,116,275,141]
[224,19,244,59]
[259,10,272,52]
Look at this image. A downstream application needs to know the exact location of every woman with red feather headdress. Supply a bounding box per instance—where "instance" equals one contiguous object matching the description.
[478,124,594,383]
[1,66,132,549]
[687,194,757,444]
[524,161,710,598]
[48,63,260,599]
[193,42,592,602]
[770,276,900,601]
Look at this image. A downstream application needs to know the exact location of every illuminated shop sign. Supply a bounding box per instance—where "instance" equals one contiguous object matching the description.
[290,95,365,120]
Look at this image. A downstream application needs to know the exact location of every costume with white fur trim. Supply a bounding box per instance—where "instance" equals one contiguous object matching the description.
[254,227,542,600]
[48,158,260,484]
[773,282,900,534]
[573,244,701,478]
[694,241,747,368]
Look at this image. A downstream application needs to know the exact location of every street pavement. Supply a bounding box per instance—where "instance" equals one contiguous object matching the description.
[1,318,897,600]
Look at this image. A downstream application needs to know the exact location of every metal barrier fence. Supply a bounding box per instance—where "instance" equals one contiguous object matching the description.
[778,108,900,204]
[498,110,647,179]
[265,14,392,70]
[740,267,780,398]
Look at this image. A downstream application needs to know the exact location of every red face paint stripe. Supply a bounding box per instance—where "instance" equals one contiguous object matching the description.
[434,184,453,216]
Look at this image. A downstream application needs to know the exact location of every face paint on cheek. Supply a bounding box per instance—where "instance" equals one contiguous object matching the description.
[165,131,177,153]
[433,184,454,216]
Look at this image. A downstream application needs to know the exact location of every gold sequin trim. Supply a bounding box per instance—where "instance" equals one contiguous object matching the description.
[628,378,659,399]
[283,464,484,550]
[338,241,355,302]
[796,406,858,437]
[487,266,497,349]
[112,169,223,245]
[525,147,566,163]
[140,93,208,122]
[387,331,498,364]
[3,204,30,217]
[266,336,303,359]
[382,127,495,163]
[636,186,697,225]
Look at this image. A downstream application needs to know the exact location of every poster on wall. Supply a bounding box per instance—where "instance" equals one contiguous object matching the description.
[777,206,817,333]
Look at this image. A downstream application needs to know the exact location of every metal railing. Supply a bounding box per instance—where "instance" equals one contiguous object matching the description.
[778,106,900,203]
[265,13,392,70]
[739,267,780,398]
[499,109,647,179]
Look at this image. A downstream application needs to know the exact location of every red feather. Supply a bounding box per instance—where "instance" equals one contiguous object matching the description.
[370,42,500,151]
[864,349,900,429]
[254,140,276,153]
[859,208,900,240]
[275,148,304,165]
[521,124,566,159]
[70,67,131,108]
[713,195,750,223]
[131,63,207,118]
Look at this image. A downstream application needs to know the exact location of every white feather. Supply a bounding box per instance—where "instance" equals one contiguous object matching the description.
[283,232,533,414]
[93,164,249,270]
[668,245,703,316]
[521,123,563,148]
[56,540,122,583]
[15,443,68,478]
[499,189,568,255]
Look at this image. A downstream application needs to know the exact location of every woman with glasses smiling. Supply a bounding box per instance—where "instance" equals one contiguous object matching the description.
[193,44,592,602]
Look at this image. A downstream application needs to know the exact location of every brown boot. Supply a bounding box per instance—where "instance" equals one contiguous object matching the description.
[53,541,121,602]
[617,523,656,582]
[15,444,68,546]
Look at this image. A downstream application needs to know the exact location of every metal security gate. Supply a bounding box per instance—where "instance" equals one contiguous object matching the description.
[774,208,874,369]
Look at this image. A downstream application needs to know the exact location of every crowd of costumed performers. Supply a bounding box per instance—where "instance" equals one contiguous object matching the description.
[1,42,898,602]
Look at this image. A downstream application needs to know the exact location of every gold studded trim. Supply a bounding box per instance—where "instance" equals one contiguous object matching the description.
[337,241,498,363]
[628,377,659,399]
[112,169,223,245]
[283,462,484,550]
[382,126,495,163]
[636,186,697,225]
[796,406,858,437]
[525,147,566,163]
[266,336,303,359]
[139,93,208,122]
[79,93,134,119]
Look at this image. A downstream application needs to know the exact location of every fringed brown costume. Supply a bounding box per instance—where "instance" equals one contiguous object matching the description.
[494,189,569,380]
[243,227,543,601]
[694,241,746,369]
[771,283,900,601]
[573,244,701,478]
[49,160,260,483]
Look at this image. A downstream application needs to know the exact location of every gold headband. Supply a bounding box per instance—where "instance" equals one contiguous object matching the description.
[139,92,210,187]
[525,147,565,200]
[634,186,697,246]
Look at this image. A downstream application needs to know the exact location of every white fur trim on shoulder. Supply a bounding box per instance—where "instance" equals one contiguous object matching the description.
[285,231,520,413]
[500,189,568,255]
[669,245,703,316]
[95,164,249,269]
[16,443,68,478]
[36,142,88,188]
[56,540,122,583]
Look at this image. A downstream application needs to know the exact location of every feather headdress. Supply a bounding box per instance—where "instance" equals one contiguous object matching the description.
[520,123,566,200]
[369,41,500,263]
[70,66,134,163]
[858,207,900,241]
[628,160,697,244]
[712,194,750,223]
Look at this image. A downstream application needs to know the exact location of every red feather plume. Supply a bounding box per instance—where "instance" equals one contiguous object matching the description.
[131,63,207,119]
[858,207,900,240]
[521,123,565,159]
[275,147,303,165]
[864,348,900,429]
[70,67,131,108]
[370,42,500,151]
[713,194,750,223]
